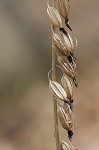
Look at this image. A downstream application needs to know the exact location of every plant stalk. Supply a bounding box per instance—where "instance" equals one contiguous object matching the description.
[52,0,60,150]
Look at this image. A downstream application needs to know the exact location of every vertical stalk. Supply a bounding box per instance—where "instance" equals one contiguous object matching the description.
[52,0,60,150]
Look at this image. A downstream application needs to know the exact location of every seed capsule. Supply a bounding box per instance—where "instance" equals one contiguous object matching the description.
[47,2,62,28]
[61,32,74,52]
[58,56,76,79]
[61,74,73,100]
[58,105,73,130]
[63,102,73,120]
[60,27,78,52]
[58,0,69,21]
[52,31,70,56]
[49,80,67,101]
[63,102,75,141]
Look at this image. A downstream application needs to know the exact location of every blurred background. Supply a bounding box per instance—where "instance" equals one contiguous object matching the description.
[0,0,99,150]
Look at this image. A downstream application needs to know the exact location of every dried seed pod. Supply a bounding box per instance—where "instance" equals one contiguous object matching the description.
[49,80,67,101]
[61,74,73,100]
[60,27,78,52]
[58,105,73,130]
[58,0,69,21]
[60,141,76,150]
[63,102,75,141]
[58,56,76,79]
[52,31,69,56]
[61,32,74,53]
[63,102,73,120]
[47,2,62,28]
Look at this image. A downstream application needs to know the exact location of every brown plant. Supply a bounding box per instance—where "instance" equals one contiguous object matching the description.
[47,0,78,149]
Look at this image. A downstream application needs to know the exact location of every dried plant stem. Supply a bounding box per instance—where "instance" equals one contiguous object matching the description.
[52,0,60,150]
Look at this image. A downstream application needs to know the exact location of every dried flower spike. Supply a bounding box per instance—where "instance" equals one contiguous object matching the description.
[47,0,78,148]
[47,2,62,28]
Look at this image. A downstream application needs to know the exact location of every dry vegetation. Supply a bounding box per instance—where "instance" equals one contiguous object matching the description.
[47,0,78,149]
[0,0,99,150]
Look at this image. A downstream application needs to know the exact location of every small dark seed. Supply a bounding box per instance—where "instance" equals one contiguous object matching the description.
[70,99,73,103]
[68,130,73,140]
[73,78,78,87]
[67,55,73,65]
[59,27,68,35]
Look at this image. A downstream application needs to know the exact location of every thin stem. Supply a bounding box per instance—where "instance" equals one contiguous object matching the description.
[53,95,60,150]
[52,0,60,150]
